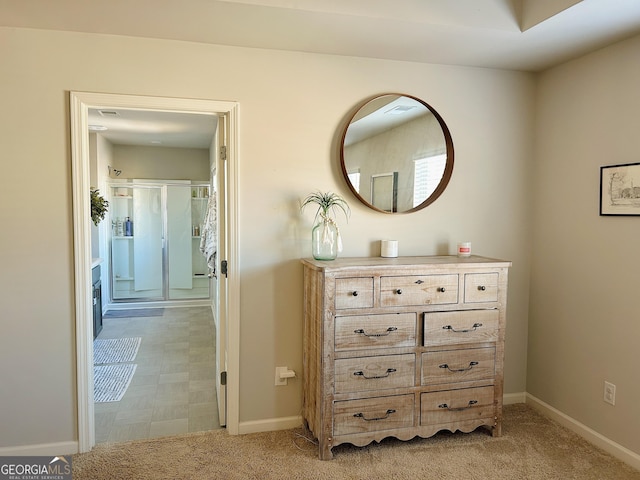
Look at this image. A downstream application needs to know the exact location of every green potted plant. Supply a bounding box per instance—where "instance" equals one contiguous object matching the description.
[301,191,350,260]
[90,188,109,226]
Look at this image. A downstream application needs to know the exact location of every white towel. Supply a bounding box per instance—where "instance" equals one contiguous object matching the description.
[199,194,217,274]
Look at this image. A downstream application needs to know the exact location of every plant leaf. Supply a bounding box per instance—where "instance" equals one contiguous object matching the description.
[301,191,350,223]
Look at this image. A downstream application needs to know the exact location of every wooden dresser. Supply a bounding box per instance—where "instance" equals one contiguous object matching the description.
[301,255,511,460]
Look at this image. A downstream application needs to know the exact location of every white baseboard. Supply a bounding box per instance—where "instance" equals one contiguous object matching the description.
[238,415,302,435]
[526,393,640,471]
[0,441,78,457]
[503,391,527,405]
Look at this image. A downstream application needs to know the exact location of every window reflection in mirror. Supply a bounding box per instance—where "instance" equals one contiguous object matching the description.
[340,94,453,213]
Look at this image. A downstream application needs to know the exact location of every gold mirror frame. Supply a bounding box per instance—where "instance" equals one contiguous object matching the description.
[340,94,454,213]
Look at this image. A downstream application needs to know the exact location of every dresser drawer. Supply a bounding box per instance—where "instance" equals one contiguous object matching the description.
[421,347,495,386]
[420,386,494,426]
[334,394,414,436]
[380,275,458,307]
[335,354,415,394]
[335,313,416,351]
[335,277,374,309]
[464,273,499,303]
[424,310,499,346]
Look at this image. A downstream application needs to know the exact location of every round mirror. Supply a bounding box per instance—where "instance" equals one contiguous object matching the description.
[340,94,454,213]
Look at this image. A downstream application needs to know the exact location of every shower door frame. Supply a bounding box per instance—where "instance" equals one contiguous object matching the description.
[108,180,211,305]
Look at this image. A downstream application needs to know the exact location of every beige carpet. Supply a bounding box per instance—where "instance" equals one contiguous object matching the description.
[73,404,640,479]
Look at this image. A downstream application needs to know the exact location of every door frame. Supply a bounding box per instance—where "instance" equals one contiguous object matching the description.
[70,91,240,452]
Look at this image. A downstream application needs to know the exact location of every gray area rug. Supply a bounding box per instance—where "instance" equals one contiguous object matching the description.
[93,337,141,365]
[94,364,137,403]
[103,308,164,318]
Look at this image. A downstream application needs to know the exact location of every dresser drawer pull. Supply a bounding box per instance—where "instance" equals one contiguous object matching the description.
[354,368,397,379]
[351,291,359,296]
[353,409,396,422]
[478,285,486,291]
[442,322,482,333]
[439,361,479,372]
[415,279,424,284]
[395,289,403,294]
[438,287,446,292]
[438,400,478,411]
[353,327,398,337]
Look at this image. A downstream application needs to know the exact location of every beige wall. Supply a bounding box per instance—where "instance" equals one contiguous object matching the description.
[112,144,210,181]
[529,34,640,455]
[0,27,534,450]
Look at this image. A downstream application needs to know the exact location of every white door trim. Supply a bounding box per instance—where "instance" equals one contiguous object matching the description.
[70,91,240,451]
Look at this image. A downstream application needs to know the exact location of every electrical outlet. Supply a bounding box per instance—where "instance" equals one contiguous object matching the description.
[275,366,295,386]
[604,381,616,406]
[275,367,287,386]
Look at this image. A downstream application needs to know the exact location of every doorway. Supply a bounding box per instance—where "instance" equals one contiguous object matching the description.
[70,92,240,452]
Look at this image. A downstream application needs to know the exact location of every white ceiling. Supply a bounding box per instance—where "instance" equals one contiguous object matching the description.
[4,0,640,147]
[88,108,218,149]
[4,0,640,71]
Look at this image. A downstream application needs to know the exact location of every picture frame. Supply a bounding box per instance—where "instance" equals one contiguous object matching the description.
[600,162,640,216]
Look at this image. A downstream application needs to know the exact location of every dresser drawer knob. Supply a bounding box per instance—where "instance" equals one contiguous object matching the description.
[353,409,396,422]
[353,368,396,379]
[415,279,424,284]
[352,291,358,296]
[438,400,478,411]
[478,285,486,291]
[396,289,403,295]
[442,322,482,333]
[438,287,446,293]
[354,327,398,337]
[439,361,479,372]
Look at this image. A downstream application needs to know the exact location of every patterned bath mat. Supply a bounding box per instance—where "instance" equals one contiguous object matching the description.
[93,337,141,365]
[94,364,137,403]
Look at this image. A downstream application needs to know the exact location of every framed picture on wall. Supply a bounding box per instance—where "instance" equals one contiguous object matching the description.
[600,162,640,216]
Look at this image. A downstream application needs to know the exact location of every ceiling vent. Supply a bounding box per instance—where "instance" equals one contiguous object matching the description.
[98,110,119,117]
[385,105,417,115]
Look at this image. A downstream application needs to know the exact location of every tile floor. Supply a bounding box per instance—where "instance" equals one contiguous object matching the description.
[94,306,222,443]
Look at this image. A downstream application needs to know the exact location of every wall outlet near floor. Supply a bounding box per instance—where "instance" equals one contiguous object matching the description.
[604,381,616,405]
[275,366,296,386]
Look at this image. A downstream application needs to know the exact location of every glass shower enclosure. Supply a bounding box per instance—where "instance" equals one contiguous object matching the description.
[109,180,210,302]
